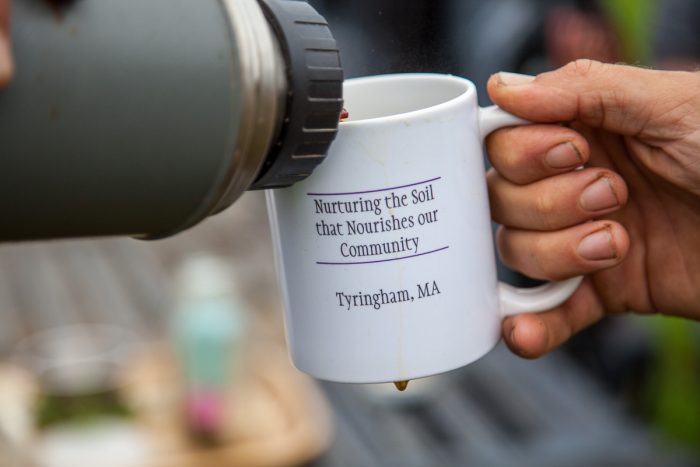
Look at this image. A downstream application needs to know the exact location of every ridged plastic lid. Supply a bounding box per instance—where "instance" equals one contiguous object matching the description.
[250,0,344,189]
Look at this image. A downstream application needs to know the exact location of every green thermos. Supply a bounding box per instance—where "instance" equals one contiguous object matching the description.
[0,0,342,240]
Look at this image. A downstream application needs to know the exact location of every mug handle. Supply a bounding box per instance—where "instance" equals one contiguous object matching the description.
[479,105,583,317]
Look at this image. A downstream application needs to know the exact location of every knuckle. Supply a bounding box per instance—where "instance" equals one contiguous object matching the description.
[564,61,635,128]
[531,236,556,279]
[531,235,574,281]
[501,148,523,174]
[535,258,557,281]
[487,128,518,166]
[578,90,607,127]
[564,59,604,78]
[534,194,558,229]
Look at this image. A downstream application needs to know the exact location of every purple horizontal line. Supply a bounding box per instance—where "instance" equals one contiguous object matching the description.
[317,246,449,266]
[307,176,441,197]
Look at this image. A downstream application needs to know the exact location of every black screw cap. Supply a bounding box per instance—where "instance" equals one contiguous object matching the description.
[251,0,344,189]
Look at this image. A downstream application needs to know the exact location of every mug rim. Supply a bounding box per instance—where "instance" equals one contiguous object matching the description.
[340,73,476,126]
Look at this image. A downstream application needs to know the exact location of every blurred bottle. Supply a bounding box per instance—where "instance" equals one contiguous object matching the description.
[171,255,248,444]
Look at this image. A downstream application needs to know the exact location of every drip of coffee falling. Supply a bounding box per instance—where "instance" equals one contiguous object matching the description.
[341,105,407,392]
[394,380,409,391]
[340,106,405,393]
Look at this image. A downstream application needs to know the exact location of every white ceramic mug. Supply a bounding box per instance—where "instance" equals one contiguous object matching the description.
[266,74,582,384]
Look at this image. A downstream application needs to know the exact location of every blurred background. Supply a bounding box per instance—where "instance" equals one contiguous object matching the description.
[1,0,700,465]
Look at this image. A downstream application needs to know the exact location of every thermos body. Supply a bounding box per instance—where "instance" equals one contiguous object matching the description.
[0,0,342,241]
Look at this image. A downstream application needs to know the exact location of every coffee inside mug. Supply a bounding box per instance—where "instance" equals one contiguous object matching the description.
[342,74,473,122]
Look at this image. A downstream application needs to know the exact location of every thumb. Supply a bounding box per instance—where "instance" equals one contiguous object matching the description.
[0,0,12,86]
[487,59,697,137]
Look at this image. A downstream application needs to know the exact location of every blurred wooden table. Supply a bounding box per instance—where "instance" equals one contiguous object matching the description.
[0,193,694,467]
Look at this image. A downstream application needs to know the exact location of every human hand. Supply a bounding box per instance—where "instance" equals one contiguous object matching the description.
[0,0,12,86]
[486,60,700,358]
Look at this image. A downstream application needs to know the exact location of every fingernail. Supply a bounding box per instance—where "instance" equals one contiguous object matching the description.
[578,228,616,261]
[580,177,619,212]
[497,72,535,86]
[545,142,583,169]
[0,37,14,85]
